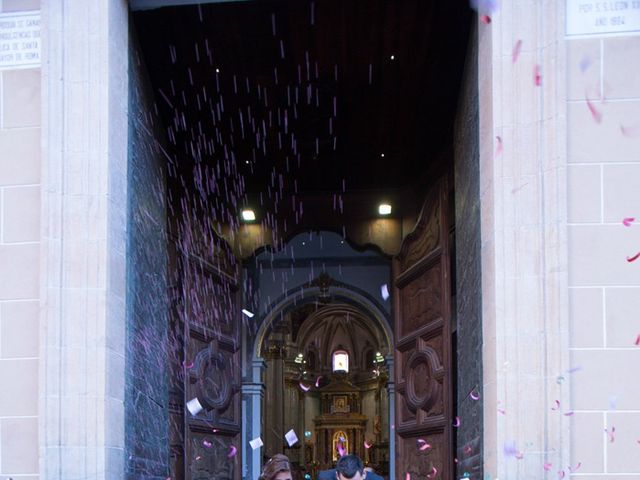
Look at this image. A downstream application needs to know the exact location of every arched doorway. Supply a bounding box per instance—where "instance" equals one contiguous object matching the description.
[245,231,395,479]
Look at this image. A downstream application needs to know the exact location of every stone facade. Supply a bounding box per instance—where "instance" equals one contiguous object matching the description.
[0,0,41,478]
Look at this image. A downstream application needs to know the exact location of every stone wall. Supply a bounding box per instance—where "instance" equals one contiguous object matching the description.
[0,0,41,476]
[453,22,483,480]
[125,27,170,479]
[567,33,640,476]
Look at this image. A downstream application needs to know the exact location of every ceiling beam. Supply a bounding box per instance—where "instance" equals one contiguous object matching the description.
[130,0,251,12]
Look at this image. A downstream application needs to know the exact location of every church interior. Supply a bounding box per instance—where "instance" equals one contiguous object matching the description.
[127,0,477,478]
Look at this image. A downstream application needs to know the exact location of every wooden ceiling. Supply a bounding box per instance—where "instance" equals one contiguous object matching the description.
[134,0,472,196]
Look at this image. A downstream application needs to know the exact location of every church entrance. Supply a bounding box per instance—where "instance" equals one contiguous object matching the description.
[127,0,479,479]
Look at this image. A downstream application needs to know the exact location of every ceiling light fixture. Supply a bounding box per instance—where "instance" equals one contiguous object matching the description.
[378,204,392,215]
[241,209,256,221]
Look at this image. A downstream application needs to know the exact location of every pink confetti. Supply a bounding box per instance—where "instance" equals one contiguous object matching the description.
[605,426,616,442]
[464,445,472,454]
[512,39,523,63]
[569,462,582,473]
[533,64,542,86]
[183,360,194,369]
[495,135,503,157]
[417,439,432,451]
[227,445,237,458]
[621,124,640,137]
[426,467,438,479]
[195,455,202,461]
[497,408,506,415]
[623,217,635,227]
[515,451,524,460]
[586,95,602,123]
[563,411,574,416]
[544,463,553,471]
[635,334,640,345]
[364,440,373,449]
[469,389,481,401]
[558,470,565,479]
[481,14,492,24]
[337,443,345,457]
[405,473,411,480]
[315,376,323,387]
[551,400,560,411]
[203,439,212,448]
[627,251,640,263]
[453,416,461,427]
[299,381,311,392]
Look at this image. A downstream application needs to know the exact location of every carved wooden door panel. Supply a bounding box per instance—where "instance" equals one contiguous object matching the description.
[393,178,452,480]
[170,237,242,480]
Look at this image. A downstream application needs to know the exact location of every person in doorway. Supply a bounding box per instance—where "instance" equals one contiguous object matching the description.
[317,454,383,480]
[259,454,294,480]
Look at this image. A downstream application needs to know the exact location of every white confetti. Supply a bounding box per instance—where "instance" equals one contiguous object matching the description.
[380,284,390,301]
[186,397,203,416]
[250,437,264,450]
[285,429,299,447]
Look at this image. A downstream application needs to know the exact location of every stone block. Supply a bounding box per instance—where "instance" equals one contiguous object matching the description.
[603,36,640,99]
[0,417,38,473]
[569,288,604,348]
[603,164,640,223]
[569,225,640,286]
[568,100,640,164]
[1,300,38,358]
[571,349,640,410]
[2,185,40,242]
[568,165,601,223]
[567,38,601,101]
[0,127,41,185]
[2,69,40,128]
[1,0,40,12]
[0,358,37,415]
[0,244,39,299]
[607,412,640,473]
[605,287,640,348]
[570,412,605,473]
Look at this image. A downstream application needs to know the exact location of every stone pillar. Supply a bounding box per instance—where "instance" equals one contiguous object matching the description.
[242,358,265,480]
[478,1,569,478]
[264,346,286,458]
[385,355,395,478]
[41,1,129,478]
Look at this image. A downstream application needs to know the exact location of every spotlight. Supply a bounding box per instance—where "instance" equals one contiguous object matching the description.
[378,204,392,215]
[241,209,256,221]
[390,55,395,60]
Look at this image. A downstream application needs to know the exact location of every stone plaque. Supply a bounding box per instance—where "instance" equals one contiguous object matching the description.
[567,0,640,36]
[0,11,40,70]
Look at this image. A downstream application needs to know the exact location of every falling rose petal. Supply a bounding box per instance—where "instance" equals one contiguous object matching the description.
[544,463,553,471]
[337,444,346,457]
[183,360,194,369]
[203,439,212,448]
[470,389,481,401]
[405,473,411,480]
[563,411,574,416]
[551,400,560,411]
[512,39,523,63]
[364,440,373,449]
[635,334,640,345]
[621,124,640,137]
[533,64,542,86]
[419,442,432,452]
[623,217,635,227]
[227,445,237,458]
[464,445,473,454]
[627,251,640,263]
[453,416,461,427]
[569,462,582,473]
[495,135,503,157]
[315,376,323,387]
[426,467,438,479]
[558,470,565,479]
[480,14,492,24]
[586,95,603,123]
[299,381,311,392]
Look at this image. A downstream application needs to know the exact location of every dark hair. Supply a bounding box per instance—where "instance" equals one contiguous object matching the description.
[336,455,364,479]
[259,454,292,480]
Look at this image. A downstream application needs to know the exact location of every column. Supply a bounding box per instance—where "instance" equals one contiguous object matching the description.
[386,355,395,480]
[242,358,265,480]
[41,1,129,478]
[478,1,569,478]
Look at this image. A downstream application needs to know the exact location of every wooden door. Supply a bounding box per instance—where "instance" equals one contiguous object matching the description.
[393,178,452,480]
[169,234,242,480]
